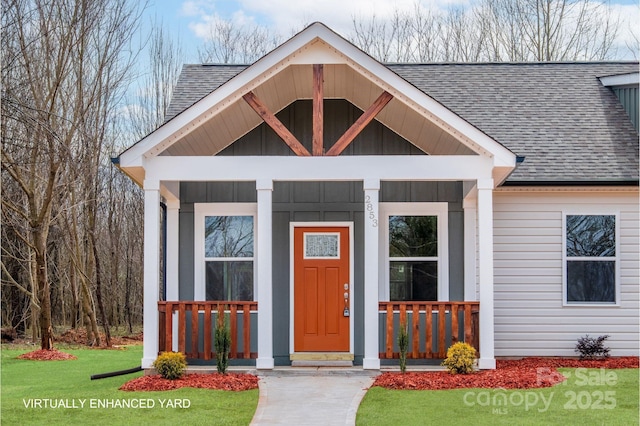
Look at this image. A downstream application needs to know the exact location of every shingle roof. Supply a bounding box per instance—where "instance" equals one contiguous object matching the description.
[166,62,639,184]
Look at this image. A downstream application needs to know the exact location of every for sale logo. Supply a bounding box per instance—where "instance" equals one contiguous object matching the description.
[542,367,618,410]
[463,367,619,414]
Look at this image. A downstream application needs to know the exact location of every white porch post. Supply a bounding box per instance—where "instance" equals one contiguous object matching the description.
[463,197,477,302]
[142,180,161,368]
[363,179,380,370]
[477,179,496,369]
[256,179,274,369]
[166,200,180,352]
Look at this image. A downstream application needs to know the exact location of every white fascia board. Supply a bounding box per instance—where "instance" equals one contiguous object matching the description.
[144,155,493,182]
[599,72,639,87]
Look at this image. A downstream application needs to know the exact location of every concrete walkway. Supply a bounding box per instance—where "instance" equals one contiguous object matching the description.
[250,368,378,425]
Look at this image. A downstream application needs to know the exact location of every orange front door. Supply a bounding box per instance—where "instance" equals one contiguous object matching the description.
[294,226,350,352]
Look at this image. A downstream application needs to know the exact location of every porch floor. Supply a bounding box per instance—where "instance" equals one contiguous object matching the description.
[179,364,446,376]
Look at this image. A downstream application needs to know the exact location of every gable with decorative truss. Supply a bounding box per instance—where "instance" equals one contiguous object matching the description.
[117,23,515,184]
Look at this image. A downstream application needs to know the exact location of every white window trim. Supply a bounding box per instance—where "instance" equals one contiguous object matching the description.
[379,202,449,301]
[194,203,257,301]
[562,211,620,307]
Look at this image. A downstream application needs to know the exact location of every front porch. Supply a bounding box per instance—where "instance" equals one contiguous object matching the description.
[156,300,479,364]
[115,25,517,371]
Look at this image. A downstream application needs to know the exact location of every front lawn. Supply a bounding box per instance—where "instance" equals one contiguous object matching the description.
[357,368,639,425]
[1,346,258,426]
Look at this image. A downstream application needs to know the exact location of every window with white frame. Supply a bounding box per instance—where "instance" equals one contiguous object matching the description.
[194,204,256,301]
[380,203,449,301]
[564,214,618,304]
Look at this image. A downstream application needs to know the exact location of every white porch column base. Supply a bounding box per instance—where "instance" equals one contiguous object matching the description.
[166,200,180,352]
[363,179,380,370]
[478,358,496,369]
[477,179,495,370]
[363,358,381,370]
[256,179,274,369]
[142,180,161,368]
[256,358,275,369]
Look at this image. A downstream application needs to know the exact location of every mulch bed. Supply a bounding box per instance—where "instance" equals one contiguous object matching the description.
[374,356,639,390]
[17,349,77,361]
[120,373,259,392]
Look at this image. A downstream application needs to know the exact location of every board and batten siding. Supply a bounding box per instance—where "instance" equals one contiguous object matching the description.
[493,190,639,357]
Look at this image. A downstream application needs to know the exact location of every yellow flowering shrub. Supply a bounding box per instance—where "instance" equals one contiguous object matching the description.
[153,351,187,380]
[442,342,476,374]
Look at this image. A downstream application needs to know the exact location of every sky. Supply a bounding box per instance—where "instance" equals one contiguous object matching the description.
[142,0,640,62]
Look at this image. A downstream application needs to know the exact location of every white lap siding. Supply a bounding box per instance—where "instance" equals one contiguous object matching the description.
[493,189,639,357]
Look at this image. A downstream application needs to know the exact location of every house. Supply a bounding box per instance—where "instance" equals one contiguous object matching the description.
[115,23,639,370]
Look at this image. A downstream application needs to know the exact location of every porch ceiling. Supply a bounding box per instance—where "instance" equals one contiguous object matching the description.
[159,63,476,157]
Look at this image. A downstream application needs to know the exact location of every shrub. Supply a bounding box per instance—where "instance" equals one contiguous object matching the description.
[575,334,610,360]
[153,351,187,380]
[215,304,231,374]
[398,321,409,374]
[442,342,476,374]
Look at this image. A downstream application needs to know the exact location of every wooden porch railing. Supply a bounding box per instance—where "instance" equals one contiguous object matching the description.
[379,301,479,359]
[158,301,258,360]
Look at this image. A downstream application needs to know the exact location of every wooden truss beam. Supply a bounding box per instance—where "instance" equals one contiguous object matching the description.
[243,91,311,157]
[312,64,324,156]
[326,91,393,156]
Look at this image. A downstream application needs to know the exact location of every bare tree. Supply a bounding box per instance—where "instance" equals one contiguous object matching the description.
[129,21,184,137]
[411,5,441,62]
[440,7,486,62]
[349,0,621,62]
[476,0,619,61]
[198,18,281,64]
[1,0,144,349]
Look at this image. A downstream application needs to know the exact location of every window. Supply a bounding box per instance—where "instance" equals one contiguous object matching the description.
[380,203,449,301]
[564,214,618,305]
[195,204,256,301]
[304,233,340,258]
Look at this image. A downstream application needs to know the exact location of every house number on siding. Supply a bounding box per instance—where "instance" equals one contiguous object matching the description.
[365,195,378,228]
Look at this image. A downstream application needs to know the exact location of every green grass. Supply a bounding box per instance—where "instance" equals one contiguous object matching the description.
[1,346,258,425]
[357,368,639,425]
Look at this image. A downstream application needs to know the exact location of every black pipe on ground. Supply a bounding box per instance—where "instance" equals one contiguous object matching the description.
[91,366,142,380]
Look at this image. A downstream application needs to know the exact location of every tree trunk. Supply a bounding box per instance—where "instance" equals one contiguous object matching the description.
[90,229,111,347]
[34,230,53,350]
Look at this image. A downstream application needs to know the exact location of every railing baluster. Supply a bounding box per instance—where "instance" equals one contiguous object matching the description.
[425,303,432,357]
[178,303,186,354]
[438,304,446,358]
[411,303,420,359]
[227,304,236,358]
[464,304,472,344]
[386,303,394,358]
[203,304,212,360]
[451,303,459,344]
[191,303,199,358]
[165,302,173,352]
[243,303,251,359]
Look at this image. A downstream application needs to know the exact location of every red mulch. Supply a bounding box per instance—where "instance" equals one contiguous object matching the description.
[120,372,259,392]
[17,349,77,361]
[374,357,639,390]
